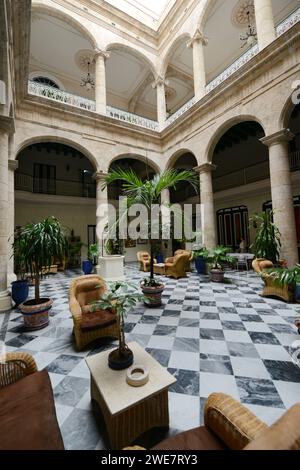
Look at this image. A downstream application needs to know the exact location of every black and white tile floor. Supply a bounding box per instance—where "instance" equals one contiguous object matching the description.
[1,265,300,449]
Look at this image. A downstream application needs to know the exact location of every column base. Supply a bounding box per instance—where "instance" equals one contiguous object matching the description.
[7,272,17,287]
[0,290,12,313]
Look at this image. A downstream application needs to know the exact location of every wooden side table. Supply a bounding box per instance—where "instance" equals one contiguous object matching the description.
[86,342,176,449]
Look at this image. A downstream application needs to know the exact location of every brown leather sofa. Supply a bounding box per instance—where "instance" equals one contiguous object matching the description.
[69,275,119,351]
[137,251,157,272]
[174,249,192,272]
[165,253,190,279]
[252,258,294,303]
[0,352,64,450]
[126,393,300,450]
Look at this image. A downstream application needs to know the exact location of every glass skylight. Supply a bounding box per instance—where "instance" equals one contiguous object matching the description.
[105,0,176,25]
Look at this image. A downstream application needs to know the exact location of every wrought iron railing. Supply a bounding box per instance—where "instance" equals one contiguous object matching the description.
[27,7,300,132]
[15,172,96,198]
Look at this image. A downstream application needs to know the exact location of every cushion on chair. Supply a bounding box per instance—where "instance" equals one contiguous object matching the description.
[152,426,227,451]
[81,309,117,331]
[259,260,274,270]
[0,370,64,450]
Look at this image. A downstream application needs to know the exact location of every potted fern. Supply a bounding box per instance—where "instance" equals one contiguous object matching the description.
[15,217,68,330]
[207,246,234,283]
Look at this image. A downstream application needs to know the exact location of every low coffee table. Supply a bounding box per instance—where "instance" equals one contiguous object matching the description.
[85,342,176,449]
[154,263,166,275]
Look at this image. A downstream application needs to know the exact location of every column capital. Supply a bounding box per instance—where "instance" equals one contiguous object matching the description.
[187,29,208,48]
[194,163,217,174]
[260,129,294,147]
[94,49,110,61]
[152,76,169,89]
[93,171,108,182]
[8,159,18,171]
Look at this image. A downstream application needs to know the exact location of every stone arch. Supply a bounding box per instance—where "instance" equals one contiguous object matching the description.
[205,115,267,163]
[197,0,217,31]
[32,3,98,49]
[279,89,300,130]
[107,153,161,175]
[161,33,192,78]
[15,136,98,171]
[105,43,157,79]
[165,148,198,171]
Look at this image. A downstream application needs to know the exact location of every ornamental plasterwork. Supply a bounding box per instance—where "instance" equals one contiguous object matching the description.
[231,0,255,28]
[75,50,95,72]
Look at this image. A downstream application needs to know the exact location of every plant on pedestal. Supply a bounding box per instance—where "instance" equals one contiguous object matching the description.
[14,217,68,330]
[91,282,145,370]
[103,168,198,307]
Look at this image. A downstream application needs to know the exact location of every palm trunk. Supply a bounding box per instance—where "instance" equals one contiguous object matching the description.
[150,239,154,280]
[118,314,126,354]
[35,274,40,304]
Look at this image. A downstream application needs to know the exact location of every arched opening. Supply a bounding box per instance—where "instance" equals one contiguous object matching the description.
[29,10,95,99]
[15,142,97,263]
[211,120,268,251]
[163,35,194,115]
[105,45,156,120]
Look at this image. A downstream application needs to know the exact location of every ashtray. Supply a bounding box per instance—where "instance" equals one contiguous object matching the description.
[126,365,149,387]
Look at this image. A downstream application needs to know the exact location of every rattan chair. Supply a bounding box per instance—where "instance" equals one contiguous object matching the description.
[252,258,294,303]
[165,253,190,279]
[69,275,119,351]
[137,251,157,272]
[174,249,193,272]
[0,352,38,388]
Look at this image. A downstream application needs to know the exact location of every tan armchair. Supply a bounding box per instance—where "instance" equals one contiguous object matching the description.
[252,258,294,303]
[69,275,119,351]
[165,253,190,279]
[174,249,193,272]
[137,251,157,272]
[125,392,300,450]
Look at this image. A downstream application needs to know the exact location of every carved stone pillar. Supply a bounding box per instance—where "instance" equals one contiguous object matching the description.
[94,50,110,114]
[187,29,208,100]
[254,0,276,50]
[7,158,18,285]
[195,163,217,249]
[153,76,167,128]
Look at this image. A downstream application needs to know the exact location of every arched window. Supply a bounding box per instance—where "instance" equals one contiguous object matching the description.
[32,76,60,89]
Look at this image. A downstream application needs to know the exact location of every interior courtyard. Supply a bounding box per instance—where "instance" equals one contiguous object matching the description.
[1,0,300,452]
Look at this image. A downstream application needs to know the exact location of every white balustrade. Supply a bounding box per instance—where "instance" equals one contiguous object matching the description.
[276,6,300,37]
[106,106,158,131]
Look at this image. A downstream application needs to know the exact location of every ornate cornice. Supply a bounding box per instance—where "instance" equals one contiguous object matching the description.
[194,163,217,174]
[187,29,208,48]
[93,171,109,182]
[152,76,169,89]
[94,49,110,61]
[260,129,295,147]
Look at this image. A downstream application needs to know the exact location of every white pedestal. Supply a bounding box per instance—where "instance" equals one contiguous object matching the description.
[96,255,125,282]
[0,290,12,313]
[7,272,17,287]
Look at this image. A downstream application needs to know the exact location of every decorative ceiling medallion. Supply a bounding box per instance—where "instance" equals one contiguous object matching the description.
[75,50,95,72]
[165,86,176,100]
[232,0,255,28]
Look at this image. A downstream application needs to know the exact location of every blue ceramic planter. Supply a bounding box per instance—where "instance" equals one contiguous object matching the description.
[195,257,206,275]
[82,260,93,275]
[156,254,164,264]
[11,280,29,307]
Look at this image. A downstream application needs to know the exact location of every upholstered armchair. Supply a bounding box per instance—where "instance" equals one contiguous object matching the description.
[137,251,157,272]
[125,393,300,450]
[69,275,119,351]
[252,258,294,303]
[174,249,193,272]
[165,253,190,279]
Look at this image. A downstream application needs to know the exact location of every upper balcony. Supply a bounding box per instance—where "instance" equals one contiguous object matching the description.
[26,5,300,134]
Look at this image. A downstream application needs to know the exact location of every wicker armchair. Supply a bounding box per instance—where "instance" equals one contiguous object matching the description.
[165,253,190,279]
[0,352,38,388]
[252,258,294,303]
[137,251,157,272]
[69,275,119,351]
[174,249,192,272]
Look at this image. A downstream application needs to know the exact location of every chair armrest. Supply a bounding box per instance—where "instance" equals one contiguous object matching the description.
[69,297,82,324]
[204,393,268,450]
[165,257,174,264]
[0,352,37,388]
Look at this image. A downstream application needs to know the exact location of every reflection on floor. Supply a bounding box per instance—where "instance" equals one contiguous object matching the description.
[1,264,300,450]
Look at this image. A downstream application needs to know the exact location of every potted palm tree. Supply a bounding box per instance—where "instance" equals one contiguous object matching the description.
[250,211,281,264]
[11,229,29,307]
[15,217,68,330]
[207,246,234,283]
[103,168,198,306]
[91,282,145,370]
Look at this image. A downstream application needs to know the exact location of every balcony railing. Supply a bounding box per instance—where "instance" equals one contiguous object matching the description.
[27,7,300,132]
[15,172,96,198]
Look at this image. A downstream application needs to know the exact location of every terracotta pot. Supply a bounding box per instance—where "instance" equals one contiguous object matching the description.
[19,298,53,330]
[141,283,165,307]
[210,269,225,283]
[108,346,134,370]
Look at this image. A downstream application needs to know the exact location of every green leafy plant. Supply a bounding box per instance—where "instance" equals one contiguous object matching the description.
[87,243,99,261]
[207,246,234,271]
[91,282,145,354]
[103,168,199,286]
[250,211,281,263]
[265,265,300,288]
[12,217,68,303]
[193,247,209,260]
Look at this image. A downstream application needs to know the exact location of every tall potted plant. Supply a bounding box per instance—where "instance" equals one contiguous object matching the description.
[103,168,198,306]
[250,211,281,264]
[91,282,145,370]
[82,243,99,275]
[193,247,209,275]
[11,229,29,307]
[207,246,234,283]
[15,217,68,330]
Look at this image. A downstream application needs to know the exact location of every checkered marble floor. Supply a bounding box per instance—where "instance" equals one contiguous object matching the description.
[1,265,300,450]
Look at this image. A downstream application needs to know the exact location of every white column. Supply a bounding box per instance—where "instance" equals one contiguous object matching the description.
[187,29,207,100]
[0,124,12,312]
[261,129,298,266]
[153,76,167,129]
[161,188,172,257]
[94,50,110,115]
[195,163,217,249]
[93,171,108,255]
[7,158,18,286]
[254,0,276,50]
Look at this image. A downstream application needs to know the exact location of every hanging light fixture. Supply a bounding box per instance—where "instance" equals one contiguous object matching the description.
[80,61,95,91]
[240,11,257,48]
